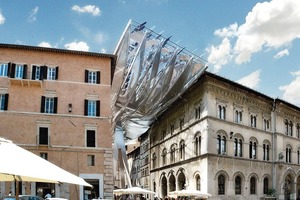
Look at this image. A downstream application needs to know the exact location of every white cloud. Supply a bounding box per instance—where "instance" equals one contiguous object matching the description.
[279,71,300,106]
[207,0,300,71]
[237,70,261,90]
[274,49,289,59]
[234,0,300,64]
[38,42,52,48]
[206,38,232,73]
[214,23,238,38]
[100,48,107,53]
[0,10,5,25]
[75,23,108,45]
[94,32,106,44]
[72,5,101,16]
[28,6,39,23]
[64,41,89,51]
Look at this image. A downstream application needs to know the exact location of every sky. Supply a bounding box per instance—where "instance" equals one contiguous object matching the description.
[0,0,300,106]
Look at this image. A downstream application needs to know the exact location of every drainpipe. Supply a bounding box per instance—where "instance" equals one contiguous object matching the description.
[271,100,277,193]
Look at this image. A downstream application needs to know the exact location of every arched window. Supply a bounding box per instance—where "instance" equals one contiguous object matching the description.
[235,110,242,123]
[194,134,201,156]
[195,175,201,191]
[263,177,269,194]
[217,135,226,155]
[162,148,167,165]
[285,119,289,135]
[298,149,300,164]
[263,118,270,131]
[218,175,225,195]
[170,144,176,163]
[250,176,256,194]
[251,115,257,127]
[235,176,242,195]
[263,143,270,161]
[289,121,293,136]
[152,153,157,168]
[286,145,292,163]
[249,140,257,159]
[179,140,185,160]
[218,105,226,120]
[297,123,300,138]
[234,138,243,157]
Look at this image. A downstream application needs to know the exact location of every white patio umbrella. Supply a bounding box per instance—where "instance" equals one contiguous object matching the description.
[113,186,156,195]
[0,137,92,199]
[168,189,211,199]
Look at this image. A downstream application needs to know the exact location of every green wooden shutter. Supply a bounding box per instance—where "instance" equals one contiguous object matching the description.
[96,100,100,117]
[96,71,100,84]
[23,65,27,79]
[32,65,36,80]
[4,94,9,110]
[54,97,58,113]
[40,96,45,113]
[85,70,89,83]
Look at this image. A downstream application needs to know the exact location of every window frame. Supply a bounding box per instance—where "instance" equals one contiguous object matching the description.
[84,99,100,117]
[217,134,227,155]
[234,138,243,157]
[249,139,257,159]
[179,140,185,160]
[0,63,8,77]
[263,177,269,194]
[86,129,96,147]
[218,174,225,195]
[87,155,95,166]
[85,69,100,84]
[250,176,256,195]
[235,175,242,195]
[194,133,201,156]
[0,93,9,110]
[38,127,49,145]
[41,96,58,114]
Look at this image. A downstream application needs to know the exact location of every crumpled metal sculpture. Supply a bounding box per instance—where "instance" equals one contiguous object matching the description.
[111,20,207,187]
[112,20,207,140]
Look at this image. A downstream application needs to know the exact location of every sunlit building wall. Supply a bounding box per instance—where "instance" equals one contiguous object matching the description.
[0,44,116,200]
[149,71,300,200]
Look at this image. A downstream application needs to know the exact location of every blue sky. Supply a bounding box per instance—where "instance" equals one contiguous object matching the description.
[0,0,300,106]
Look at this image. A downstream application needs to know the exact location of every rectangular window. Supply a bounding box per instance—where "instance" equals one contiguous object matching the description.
[40,153,48,160]
[47,67,56,80]
[88,101,96,116]
[85,70,100,84]
[89,71,96,84]
[39,127,49,145]
[0,94,9,110]
[87,155,95,166]
[86,130,96,147]
[0,63,8,76]
[15,65,24,79]
[32,65,41,80]
[41,96,58,114]
[84,100,100,117]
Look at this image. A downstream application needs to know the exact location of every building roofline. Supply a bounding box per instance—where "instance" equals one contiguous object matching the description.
[275,98,300,112]
[201,71,274,101]
[0,43,117,84]
[0,43,116,59]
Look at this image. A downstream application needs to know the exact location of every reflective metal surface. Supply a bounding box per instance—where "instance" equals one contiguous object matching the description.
[112,20,207,140]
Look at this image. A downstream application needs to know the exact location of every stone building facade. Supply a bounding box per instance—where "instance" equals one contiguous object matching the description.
[148,71,300,200]
[0,44,116,199]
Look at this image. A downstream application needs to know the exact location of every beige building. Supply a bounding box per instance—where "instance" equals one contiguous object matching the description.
[148,71,300,200]
[0,43,116,200]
